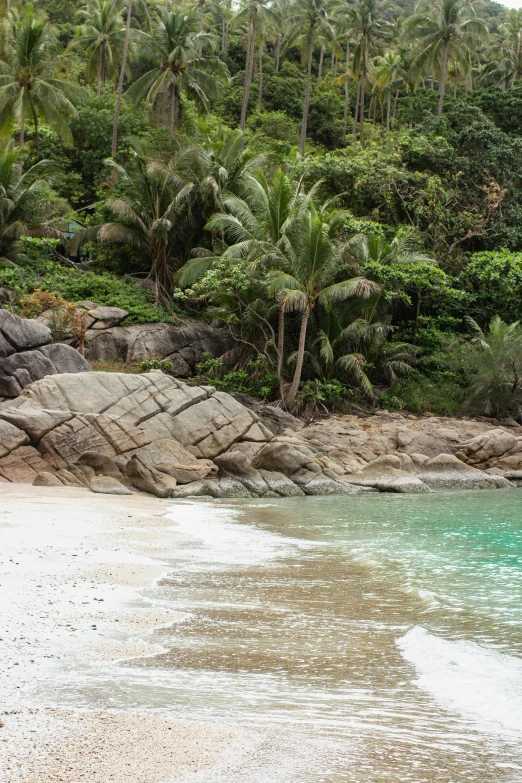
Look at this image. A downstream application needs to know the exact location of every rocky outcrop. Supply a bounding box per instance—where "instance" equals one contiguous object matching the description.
[0,310,90,397]
[84,320,235,377]
[1,371,522,497]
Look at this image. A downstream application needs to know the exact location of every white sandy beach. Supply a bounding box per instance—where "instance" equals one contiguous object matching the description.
[0,484,259,782]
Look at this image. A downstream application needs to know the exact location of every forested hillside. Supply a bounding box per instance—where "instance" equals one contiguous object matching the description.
[3,0,522,419]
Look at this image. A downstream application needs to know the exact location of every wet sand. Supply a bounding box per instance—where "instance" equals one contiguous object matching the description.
[0,485,258,782]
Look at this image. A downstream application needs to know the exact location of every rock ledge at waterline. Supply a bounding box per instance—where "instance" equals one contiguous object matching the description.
[0,369,521,497]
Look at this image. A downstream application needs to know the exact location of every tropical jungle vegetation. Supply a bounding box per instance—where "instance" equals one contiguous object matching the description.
[2,0,522,418]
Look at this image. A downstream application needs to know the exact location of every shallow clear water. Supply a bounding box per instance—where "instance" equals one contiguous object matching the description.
[37,490,522,781]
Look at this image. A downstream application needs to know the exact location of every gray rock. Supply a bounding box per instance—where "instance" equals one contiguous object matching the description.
[457,429,519,465]
[38,343,91,374]
[90,475,133,495]
[75,451,124,480]
[204,478,252,498]
[347,456,431,493]
[124,438,216,484]
[33,471,62,487]
[0,419,29,457]
[416,453,511,489]
[88,306,129,328]
[252,440,317,475]
[0,309,51,351]
[0,332,15,358]
[259,470,305,496]
[0,407,73,442]
[85,320,234,374]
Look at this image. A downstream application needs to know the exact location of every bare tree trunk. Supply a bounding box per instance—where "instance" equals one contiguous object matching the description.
[299,27,314,157]
[438,42,449,117]
[352,81,360,138]
[112,0,132,156]
[343,40,350,133]
[257,44,263,110]
[274,33,281,72]
[317,46,324,83]
[386,90,391,132]
[285,308,310,406]
[240,14,256,131]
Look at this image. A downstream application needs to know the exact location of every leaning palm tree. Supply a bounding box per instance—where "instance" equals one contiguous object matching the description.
[269,202,379,405]
[0,141,67,262]
[95,146,194,302]
[407,0,486,117]
[127,7,226,131]
[0,13,84,149]
[72,0,125,94]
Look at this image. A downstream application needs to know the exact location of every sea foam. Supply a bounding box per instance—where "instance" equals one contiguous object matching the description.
[398,626,522,737]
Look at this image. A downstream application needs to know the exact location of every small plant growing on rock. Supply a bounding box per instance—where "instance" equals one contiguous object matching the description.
[137,359,174,374]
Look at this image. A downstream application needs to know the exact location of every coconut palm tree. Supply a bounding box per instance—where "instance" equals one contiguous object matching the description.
[111,0,132,155]
[0,13,83,150]
[208,0,234,53]
[407,0,486,117]
[127,7,226,131]
[268,202,379,405]
[72,0,126,94]
[96,146,194,302]
[373,49,406,131]
[482,10,522,89]
[286,0,334,156]
[234,0,279,131]
[343,0,388,146]
[0,140,67,262]
[177,168,307,383]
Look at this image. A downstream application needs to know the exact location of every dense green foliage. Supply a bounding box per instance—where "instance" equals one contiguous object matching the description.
[3,0,522,417]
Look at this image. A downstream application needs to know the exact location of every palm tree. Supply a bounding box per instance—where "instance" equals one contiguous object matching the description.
[234,0,279,131]
[483,10,522,89]
[127,7,226,130]
[373,49,406,131]
[343,0,388,146]
[269,201,379,405]
[208,0,234,53]
[457,316,522,418]
[96,146,194,302]
[111,0,132,156]
[407,0,486,117]
[312,304,415,398]
[72,0,125,95]
[0,141,68,262]
[286,0,333,157]
[0,13,83,150]
[177,169,307,383]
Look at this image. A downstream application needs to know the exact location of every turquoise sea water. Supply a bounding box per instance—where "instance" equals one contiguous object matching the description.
[32,489,522,781]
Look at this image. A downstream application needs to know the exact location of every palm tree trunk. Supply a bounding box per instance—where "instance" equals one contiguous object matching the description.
[112,0,132,157]
[274,33,281,72]
[277,305,285,392]
[318,46,324,83]
[392,88,399,126]
[96,59,102,96]
[453,77,457,99]
[19,120,24,147]
[222,19,226,51]
[285,307,310,406]
[257,44,263,110]
[438,42,449,117]
[352,81,360,138]
[299,27,314,158]
[198,0,204,55]
[359,73,366,146]
[386,90,391,132]
[343,40,350,133]
[372,94,377,123]
[240,13,256,132]
[170,84,178,130]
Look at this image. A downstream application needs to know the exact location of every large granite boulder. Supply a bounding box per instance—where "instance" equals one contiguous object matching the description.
[85,320,234,377]
[0,310,90,397]
[415,454,510,489]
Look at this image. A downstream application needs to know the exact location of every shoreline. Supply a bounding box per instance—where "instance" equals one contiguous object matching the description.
[0,484,259,782]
